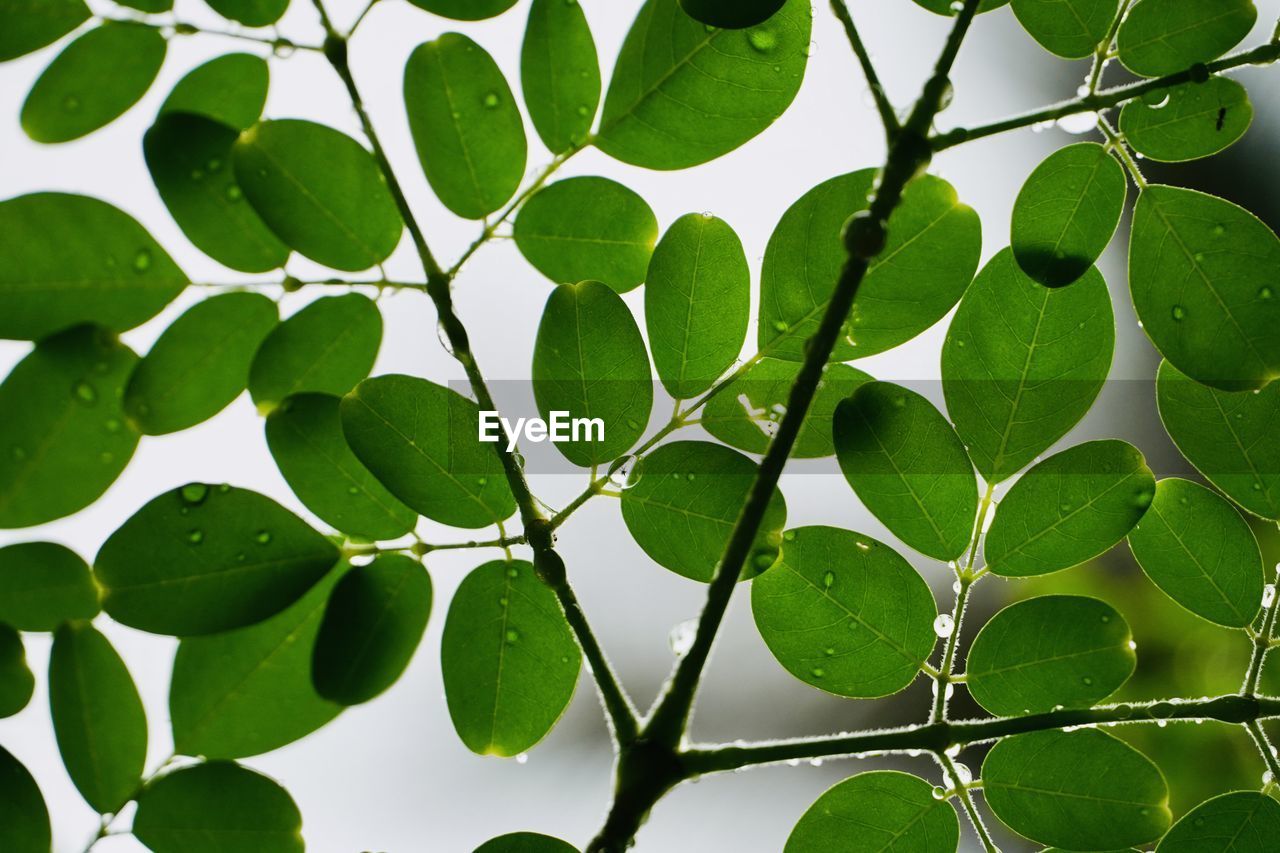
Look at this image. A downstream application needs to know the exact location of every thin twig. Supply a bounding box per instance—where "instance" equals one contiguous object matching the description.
[830,0,899,140]
[936,751,998,853]
[1085,0,1134,95]
[1243,565,1280,695]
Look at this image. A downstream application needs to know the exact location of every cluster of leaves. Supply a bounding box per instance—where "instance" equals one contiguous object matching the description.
[1,0,1279,851]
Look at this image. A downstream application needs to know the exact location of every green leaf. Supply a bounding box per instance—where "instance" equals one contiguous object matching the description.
[171,566,345,759]
[342,375,517,528]
[620,441,788,583]
[96,484,339,635]
[0,745,50,853]
[266,393,417,540]
[1127,477,1263,627]
[405,33,527,220]
[515,177,658,293]
[965,595,1136,715]
[145,114,290,273]
[49,622,147,812]
[1156,360,1280,519]
[133,761,304,853]
[646,213,749,399]
[595,0,811,170]
[1011,0,1119,58]
[249,293,382,412]
[1130,185,1280,390]
[117,0,172,11]
[0,192,186,340]
[312,554,431,705]
[126,292,279,434]
[703,359,872,459]
[203,0,290,28]
[406,0,518,20]
[0,325,140,528]
[0,0,89,62]
[521,0,600,153]
[475,834,578,853]
[679,0,787,29]
[233,119,403,271]
[983,729,1171,849]
[912,0,1010,15]
[784,771,959,853]
[759,171,982,361]
[1011,142,1126,287]
[0,542,99,631]
[833,382,978,561]
[752,526,937,698]
[1156,791,1280,853]
[985,440,1156,577]
[1120,78,1253,163]
[21,22,165,143]
[941,249,1114,483]
[1117,0,1256,77]
[532,280,653,466]
[441,559,581,756]
[159,52,269,132]
[0,625,34,718]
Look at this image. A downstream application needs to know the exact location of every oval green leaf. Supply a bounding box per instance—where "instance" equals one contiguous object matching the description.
[203,0,290,27]
[160,52,269,131]
[0,325,140,528]
[405,33,527,220]
[912,0,1010,15]
[1127,477,1263,627]
[0,192,186,340]
[759,171,982,361]
[834,381,979,561]
[784,770,959,853]
[0,625,34,718]
[1011,142,1126,287]
[441,559,581,756]
[1011,0,1118,59]
[596,0,810,170]
[0,0,89,62]
[752,526,937,698]
[21,22,166,143]
[532,280,653,466]
[984,729,1171,849]
[406,0,518,20]
[1130,185,1280,390]
[171,566,345,760]
[266,393,417,540]
[515,177,658,293]
[249,293,382,412]
[133,761,304,853]
[1156,791,1280,853]
[126,292,279,434]
[1117,0,1256,77]
[1120,78,1253,163]
[521,0,600,154]
[342,375,516,528]
[620,441,788,583]
[96,484,339,635]
[966,595,1136,716]
[49,622,147,813]
[233,119,403,271]
[475,833,578,853]
[0,542,99,631]
[985,440,1156,577]
[646,213,749,399]
[0,745,51,853]
[942,249,1114,483]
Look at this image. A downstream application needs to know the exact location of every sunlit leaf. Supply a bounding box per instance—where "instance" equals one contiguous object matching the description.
[1010,0,1119,59]
[522,0,600,153]
[203,0,290,28]
[1156,791,1280,853]
[406,0,518,21]
[1120,78,1253,163]
[159,52,269,132]
[0,625,34,719]
[475,833,578,853]
[0,745,50,853]
[911,0,1010,15]
[0,542,99,631]
[784,771,959,853]
[1117,0,1256,77]
[0,0,90,62]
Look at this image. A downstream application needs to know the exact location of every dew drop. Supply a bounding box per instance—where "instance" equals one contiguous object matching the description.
[576,104,590,117]
[273,38,296,58]
[10,446,26,461]
[225,185,243,202]
[810,667,825,678]
[255,530,272,545]
[482,91,500,109]
[824,647,835,657]
[505,628,520,644]
[507,565,520,579]
[347,485,360,495]
[668,619,696,658]
[931,785,947,800]
[1171,304,1186,321]
[62,95,80,112]
[133,249,153,273]
[1259,286,1274,300]
[104,418,121,433]
[747,29,777,53]
[822,570,835,589]
[515,752,528,764]
[1213,223,1226,237]
[72,381,97,405]
[783,530,796,542]
[187,529,204,545]
[206,158,222,173]
[933,614,955,638]
[180,483,209,505]
[190,169,205,181]
[99,451,114,464]
[1263,584,1276,608]
[1057,111,1099,134]
[772,320,788,332]
[1082,676,1094,686]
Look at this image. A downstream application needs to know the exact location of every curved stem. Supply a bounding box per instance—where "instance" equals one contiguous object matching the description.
[1098,115,1148,188]
[1246,719,1280,784]
[1244,565,1280,695]
[830,0,899,140]
[1085,0,1134,95]
[99,13,322,52]
[936,751,998,853]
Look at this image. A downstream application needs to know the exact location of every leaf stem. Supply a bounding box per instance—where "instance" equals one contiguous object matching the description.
[935,751,998,853]
[1243,565,1280,695]
[99,13,323,53]
[1085,0,1134,95]
[1098,115,1147,189]
[1245,719,1280,784]
[829,0,900,140]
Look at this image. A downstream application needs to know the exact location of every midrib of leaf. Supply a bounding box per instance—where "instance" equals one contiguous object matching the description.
[996,469,1140,561]
[1125,6,1249,53]
[1147,501,1247,622]
[0,388,80,516]
[143,318,257,408]
[973,643,1124,678]
[431,45,486,211]
[487,569,516,752]
[785,563,922,666]
[853,404,953,553]
[675,226,707,389]
[988,287,1052,479]
[281,417,409,526]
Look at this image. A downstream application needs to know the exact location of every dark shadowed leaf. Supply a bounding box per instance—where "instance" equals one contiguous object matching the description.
[1156,791,1280,853]
[834,382,978,561]
[942,250,1114,483]
[784,771,959,853]
[0,745,50,853]
[475,833,578,853]
[1120,78,1253,163]
[1127,477,1263,627]
[679,0,787,29]
[912,0,1010,15]
[1011,0,1118,58]
[405,33,527,219]
[984,729,1170,849]
[522,0,600,153]
[0,625,34,718]
[126,292,279,434]
[595,0,810,170]
[753,526,936,698]
[0,326,140,528]
[621,441,787,583]
[1117,0,1255,77]
[21,22,166,143]
[407,0,518,20]
[117,0,172,11]
[96,484,339,635]
[203,0,290,27]
[133,761,304,853]
[515,177,658,292]
[985,440,1156,577]
[759,171,982,361]
[442,560,580,756]
[49,622,147,813]
[159,52,269,131]
[342,375,517,528]
[0,0,90,62]
[0,542,99,631]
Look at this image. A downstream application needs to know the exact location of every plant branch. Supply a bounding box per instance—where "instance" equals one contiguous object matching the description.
[189,278,425,290]
[1244,566,1280,695]
[1246,719,1280,784]
[1085,0,1134,95]
[829,0,899,140]
[935,751,997,853]
[1098,115,1147,188]
[99,13,322,52]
